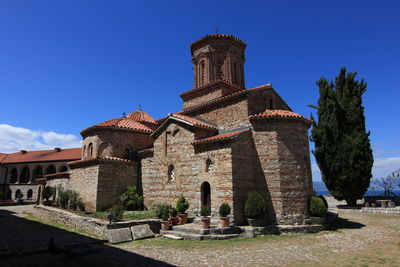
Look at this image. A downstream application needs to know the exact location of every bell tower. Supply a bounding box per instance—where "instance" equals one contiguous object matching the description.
[190,34,246,89]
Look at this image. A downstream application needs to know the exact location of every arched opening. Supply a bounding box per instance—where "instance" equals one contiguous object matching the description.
[206,159,213,172]
[45,165,56,175]
[58,165,68,172]
[9,168,18,183]
[270,98,274,110]
[168,165,175,182]
[88,143,94,158]
[233,61,238,84]
[7,189,12,199]
[201,181,211,209]
[199,61,205,87]
[19,167,30,183]
[27,189,33,199]
[217,59,224,80]
[15,189,22,199]
[124,148,130,160]
[33,166,43,181]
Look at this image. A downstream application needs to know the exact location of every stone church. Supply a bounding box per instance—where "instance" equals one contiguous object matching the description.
[68,34,313,225]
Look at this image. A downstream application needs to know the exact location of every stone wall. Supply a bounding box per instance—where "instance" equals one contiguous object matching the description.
[69,163,100,211]
[247,88,291,116]
[96,160,137,211]
[46,177,70,190]
[251,119,313,225]
[82,129,153,160]
[141,121,234,217]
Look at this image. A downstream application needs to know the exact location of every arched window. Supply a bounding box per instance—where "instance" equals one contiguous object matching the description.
[9,168,18,183]
[58,165,68,172]
[201,181,211,208]
[206,159,213,172]
[33,166,43,180]
[27,189,33,199]
[270,98,274,110]
[15,189,22,199]
[88,143,94,158]
[19,167,30,183]
[168,165,175,182]
[199,61,205,87]
[233,61,238,84]
[45,165,56,175]
[217,59,224,80]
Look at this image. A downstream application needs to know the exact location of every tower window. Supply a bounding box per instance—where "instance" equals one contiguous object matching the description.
[206,159,213,172]
[233,61,238,84]
[199,61,205,86]
[270,98,274,110]
[88,143,94,158]
[168,165,175,182]
[217,59,224,80]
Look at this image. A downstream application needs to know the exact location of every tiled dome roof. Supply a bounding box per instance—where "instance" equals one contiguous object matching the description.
[126,110,157,125]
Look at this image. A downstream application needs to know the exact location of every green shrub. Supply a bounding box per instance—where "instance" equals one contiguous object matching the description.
[68,191,79,210]
[176,194,189,214]
[161,205,170,221]
[169,207,178,217]
[309,196,327,217]
[154,204,171,219]
[110,204,124,222]
[120,186,143,210]
[43,186,55,202]
[200,205,211,217]
[219,203,231,217]
[77,198,85,211]
[244,192,266,219]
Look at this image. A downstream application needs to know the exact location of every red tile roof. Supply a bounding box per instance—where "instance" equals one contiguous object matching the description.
[126,110,157,125]
[249,109,312,124]
[0,148,81,164]
[0,153,7,162]
[192,128,250,145]
[179,80,243,97]
[170,113,218,130]
[179,83,272,115]
[81,110,156,135]
[137,147,154,154]
[190,34,247,53]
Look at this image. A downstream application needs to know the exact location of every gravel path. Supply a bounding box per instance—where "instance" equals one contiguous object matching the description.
[1,205,399,267]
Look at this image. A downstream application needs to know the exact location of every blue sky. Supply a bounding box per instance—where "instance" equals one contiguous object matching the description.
[0,0,399,181]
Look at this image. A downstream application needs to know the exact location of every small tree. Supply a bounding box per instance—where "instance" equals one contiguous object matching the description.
[120,186,143,211]
[43,186,56,203]
[311,67,374,206]
[244,192,266,219]
[176,194,189,214]
[309,196,327,217]
[161,205,170,221]
[200,205,211,217]
[219,203,231,217]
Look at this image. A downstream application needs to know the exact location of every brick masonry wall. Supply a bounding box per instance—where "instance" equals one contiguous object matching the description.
[251,119,313,225]
[69,164,100,211]
[141,121,234,217]
[82,129,153,160]
[96,160,137,211]
[182,87,225,109]
[247,89,291,116]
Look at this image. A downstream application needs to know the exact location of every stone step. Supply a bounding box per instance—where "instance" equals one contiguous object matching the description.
[163,234,183,240]
[160,230,240,241]
[171,224,242,235]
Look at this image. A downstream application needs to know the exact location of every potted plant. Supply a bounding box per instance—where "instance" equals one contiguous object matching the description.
[219,203,231,227]
[169,207,179,225]
[176,194,189,224]
[244,192,267,226]
[160,205,171,231]
[309,196,327,224]
[200,205,211,229]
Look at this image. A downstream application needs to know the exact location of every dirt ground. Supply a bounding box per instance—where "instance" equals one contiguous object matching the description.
[1,205,399,267]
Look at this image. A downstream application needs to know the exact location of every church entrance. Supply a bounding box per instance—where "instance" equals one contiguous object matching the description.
[201,181,211,209]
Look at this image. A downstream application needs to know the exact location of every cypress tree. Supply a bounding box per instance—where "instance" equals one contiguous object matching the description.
[311,67,374,206]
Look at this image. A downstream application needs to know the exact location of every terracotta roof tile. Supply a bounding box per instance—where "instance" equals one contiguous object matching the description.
[69,156,133,167]
[81,117,154,135]
[0,153,8,162]
[99,156,133,162]
[170,113,218,130]
[45,171,70,179]
[179,83,272,115]
[192,128,250,145]
[249,109,312,124]
[137,147,154,154]
[190,34,247,53]
[1,148,81,164]
[125,110,157,125]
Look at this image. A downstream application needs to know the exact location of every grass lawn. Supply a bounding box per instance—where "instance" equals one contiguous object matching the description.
[74,210,156,221]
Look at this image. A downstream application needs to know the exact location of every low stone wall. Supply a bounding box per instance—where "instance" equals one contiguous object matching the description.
[31,205,107,237]
[30,205,162,239]
[364,196,400,206]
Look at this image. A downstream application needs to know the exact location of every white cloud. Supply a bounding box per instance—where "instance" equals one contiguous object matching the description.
[0,124,81,153]
[311,156,400,181]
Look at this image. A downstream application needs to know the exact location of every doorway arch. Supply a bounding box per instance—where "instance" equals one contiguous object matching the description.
[201,181,211,209]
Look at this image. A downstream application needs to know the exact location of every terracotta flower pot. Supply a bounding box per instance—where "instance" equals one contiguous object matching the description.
[178,213,188,224]
[171,216,179,225]
[201,217,211,229]
[219,217,230,227]
[161,220,171,231]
